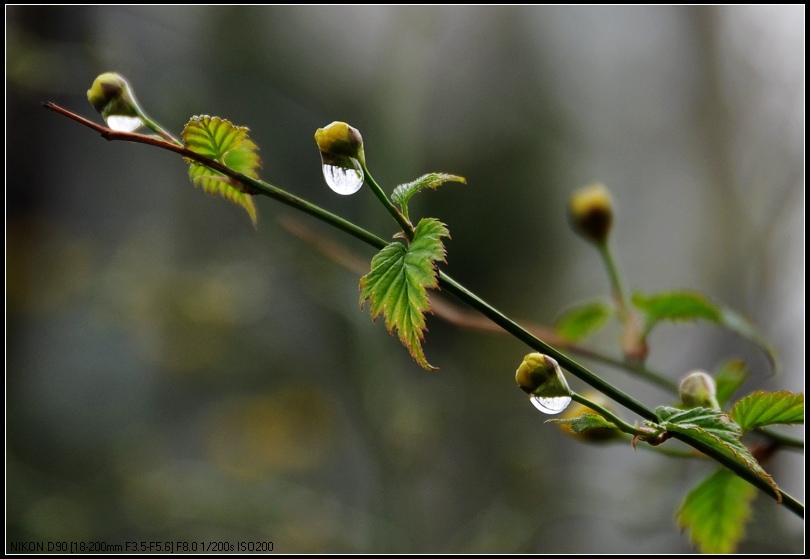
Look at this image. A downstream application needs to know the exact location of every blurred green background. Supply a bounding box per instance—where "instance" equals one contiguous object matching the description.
[7,6,803,553]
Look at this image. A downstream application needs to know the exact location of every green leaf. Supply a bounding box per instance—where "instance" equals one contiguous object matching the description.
[359,218,449,370]
[632,291,719,326]
[677,468,758,554]
[632,291,777,371]
[554,301,613,342]
[182,115,261,225]
[547,413,617,434]
[391,173,466,220]
[714,359,750,408]
[730,391,804,433]
[654,406,780,499]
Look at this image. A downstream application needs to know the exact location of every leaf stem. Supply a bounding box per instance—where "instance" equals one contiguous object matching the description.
[141,113,182,146]
[598,240,629,315]
[569,392,650,437]
[361,163,415,239]
[45,101,803,518]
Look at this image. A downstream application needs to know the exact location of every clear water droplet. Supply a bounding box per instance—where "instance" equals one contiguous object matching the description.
[105,115,144,132]
[322,157,364,195]
[530,395,572,415]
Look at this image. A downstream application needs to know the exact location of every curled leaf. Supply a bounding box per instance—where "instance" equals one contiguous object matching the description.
[391,173,466,220]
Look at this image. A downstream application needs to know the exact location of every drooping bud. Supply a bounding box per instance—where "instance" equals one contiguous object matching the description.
[568,182,614,244]
[679,370,720,410]
[87,72,146,132]
[314,121,365,165]
[314,122,366,195]
[515,353,572,414]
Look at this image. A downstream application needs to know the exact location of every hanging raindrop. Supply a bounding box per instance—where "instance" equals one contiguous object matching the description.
[322,156,364,195]
[105,115,144,132]
[530,394,572,415]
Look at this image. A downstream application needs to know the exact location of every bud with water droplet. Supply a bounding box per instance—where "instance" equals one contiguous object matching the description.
[679,370,720,410]
[515,353,572,415]
[87,72,146,132]
[314,121,366,195]
[568,182,614,244]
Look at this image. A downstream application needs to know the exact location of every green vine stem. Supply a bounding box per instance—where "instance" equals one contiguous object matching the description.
[141,113,182,146]
[597,239,629,319]
[569,391,651,437]
[44,102,803,518]
[360,162,415,239]
[281,217,805,454]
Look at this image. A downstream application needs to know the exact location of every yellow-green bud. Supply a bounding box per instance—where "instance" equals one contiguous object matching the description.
[516,353,555,395]
[568,182,614,244]
[87,72,142,120]
[679,370,720,410]
[515,353,570,397]
[314,121,366,168]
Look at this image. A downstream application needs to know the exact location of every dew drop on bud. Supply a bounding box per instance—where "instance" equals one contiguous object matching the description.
[322,156,364,195]
[530,395,572,415]
[105,115,144,132]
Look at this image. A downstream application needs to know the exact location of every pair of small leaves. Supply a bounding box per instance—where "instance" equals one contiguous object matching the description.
[182,115,261,226]
[676,390,803,553]
[359,218,450,370]
[357,173,464,370]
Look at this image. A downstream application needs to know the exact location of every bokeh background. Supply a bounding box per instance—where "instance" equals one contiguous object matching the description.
[7,6,804,553]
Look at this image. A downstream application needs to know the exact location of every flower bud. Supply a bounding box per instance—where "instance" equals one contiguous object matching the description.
[516,353,572,414]
[568,182,614,244]
[314,121,366,167]
[679,370,720,410]
[87,72,142,119]
[515,353,571,397]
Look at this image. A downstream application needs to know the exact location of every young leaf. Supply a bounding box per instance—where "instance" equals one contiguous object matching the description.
[677,467,758,554]
[554,301,613,342]
[654,406,780,499]
[182,115,261,225]
[632,290,718,325]
[714,359,750,408]
[391,173,466,220]
[632,291,777,371]
[359,218,449,370]
[729,391,804,433]
[547,413,618,434]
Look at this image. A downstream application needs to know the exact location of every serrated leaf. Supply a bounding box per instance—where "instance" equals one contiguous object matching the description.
[391,173,466,220]
[729,391,804,433]
[547,413,617,434]
[714,359,750,408]
[632,291,777,372]
[359,218,449,370]
[655,406,780,499]
[182,115,261,225]
[677,467,758,554]
[554,301,613,342]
